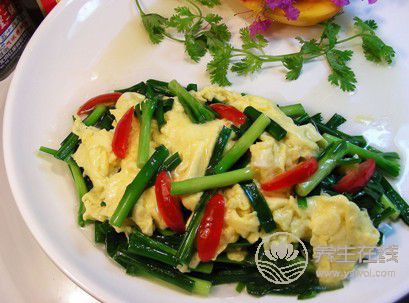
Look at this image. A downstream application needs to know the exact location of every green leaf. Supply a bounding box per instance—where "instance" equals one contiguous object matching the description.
[353,17,395,64]
[207,45,233,86]
[231,54,263,76]
[354,17,377,33]
[168,6,196,33]
[320,19,341,48]
[204,13,223,24]
[193,0,221,7]
[364,19,378,30]
[141,13,168,44]
[204,23,231,52]
[362,35,395,64]
[240,28,268,51]
[282,55,304,80]
[185,34,207,62]
[297,38,322,55]
[326,49,357,92]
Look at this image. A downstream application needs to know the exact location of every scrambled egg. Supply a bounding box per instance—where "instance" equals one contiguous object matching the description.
[153,100,225,211]
[72,86,379,285]
[308,195,380,285]
[73,93,166,234]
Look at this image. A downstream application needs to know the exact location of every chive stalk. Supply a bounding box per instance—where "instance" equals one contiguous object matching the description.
[243,106,287,141]
[128,231,213,273]
[128,230,178,266]
[171,167,254,195]
[315,122,366,147]
[114,251,211,296]
[296,141,348,197]
[67,158,89,227]
[39,146,89,226]
[168,80,215,123]
[115,81,147,94]
[380,177,409,224]
[154,100,165,131]
[147,79,173,96]
[379,195,400,220]
[177,95,198,123]
[240,181,275,232]
[325,113,346,130]
[176,190,215,265]
[161,152,182,172]
[39,146,58,156]
[297,196,308,209]
[206,126,232,175]
[146,152,182,188]
[110,145,169,227]
[212,114,270,174]
[323,133,400,177]
[279,104,306,117]
[137,98,157,168]
[55,105,108,161]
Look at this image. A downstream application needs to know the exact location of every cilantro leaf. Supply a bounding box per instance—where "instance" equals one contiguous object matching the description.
[207,45,233,86]
[362,35,395,64]
[204,13,223,24]
[168,6,196,33]
[320,19,341,48]
[193,0,221,7]
[240,28,268,51]
[297,38,322,55]
[354,17,378,33]
[326,49,357,92]
[364,19,378,31]
[282,55,304,80]
[204,23,231,52]
[141,13,168,44]
[354,17,395,64]
[231,54,263,75]
[185,34,207,62]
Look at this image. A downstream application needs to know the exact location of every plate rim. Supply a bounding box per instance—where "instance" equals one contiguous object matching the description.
[2,0,409,302]
[2,0,117,302]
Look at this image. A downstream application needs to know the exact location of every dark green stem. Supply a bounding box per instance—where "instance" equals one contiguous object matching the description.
[110,145,169,227]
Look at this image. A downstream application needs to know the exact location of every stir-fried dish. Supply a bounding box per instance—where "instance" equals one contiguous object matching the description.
[40,79,409,298]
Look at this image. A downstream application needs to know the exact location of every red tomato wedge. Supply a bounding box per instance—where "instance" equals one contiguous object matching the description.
[155,171,186,233]
[261,158,319,191]
[112,108,134,159]
[77,92,122,115]
[197,193,226,262]
[209,103,247,126]
[333,159,376,194]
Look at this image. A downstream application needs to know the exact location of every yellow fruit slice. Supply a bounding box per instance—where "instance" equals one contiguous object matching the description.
[240,0,342,27]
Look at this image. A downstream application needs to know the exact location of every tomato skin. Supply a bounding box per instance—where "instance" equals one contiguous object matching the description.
[333,159,376,194]
[261,158,319,191]
[112,108,134,159]
[77,92,122,115]
[155,171,186,233]
[209,103,247,126]
[197,194,226,262]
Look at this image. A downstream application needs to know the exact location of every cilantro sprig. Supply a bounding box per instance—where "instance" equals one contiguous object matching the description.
[136,0,229,62]
[136,0,395,92]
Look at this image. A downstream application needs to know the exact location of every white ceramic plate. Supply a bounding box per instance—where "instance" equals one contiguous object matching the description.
[3,0,409,302]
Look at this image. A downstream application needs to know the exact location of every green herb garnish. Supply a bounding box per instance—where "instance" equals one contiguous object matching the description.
[135,0,395,92]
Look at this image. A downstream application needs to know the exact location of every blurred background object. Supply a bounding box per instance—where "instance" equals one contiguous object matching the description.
[0,0,58,80]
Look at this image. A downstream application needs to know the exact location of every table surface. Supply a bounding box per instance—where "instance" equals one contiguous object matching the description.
[0,73,98,303]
